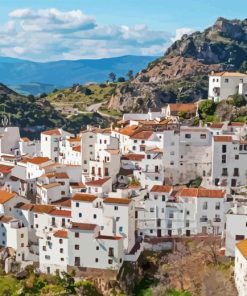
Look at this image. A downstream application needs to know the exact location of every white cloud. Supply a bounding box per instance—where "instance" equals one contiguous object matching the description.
[171,27,194,42]
[0,8,186,61]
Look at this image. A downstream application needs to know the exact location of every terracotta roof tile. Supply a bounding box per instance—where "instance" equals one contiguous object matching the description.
[50,209,71,217]
[103,197,131,205]
[105,149,120,155]
[178,188,225,198]
[31,204,55,214]
[118,125,139,136]
[0,165,13,174]
[0,215,14,223]
[51,198,71,208]
[96,235,122,240]
[210,123,224,129]
[0,190,16,204]
[150,185,173,193]
[72,145,81,152]
[54,229,68,238]
[70,182,86,189]
[121,154,145,161]
[230,122,245,127]
[86,177,111,187]
[211,71,247,77]
[42,129,61,136]
[27,157,50,165]
[72,193,97,202]
[130,131,153,140]
[236,239,247,260]
[71,222,97,231]
[168,103,197,113]
[214,136,232,142]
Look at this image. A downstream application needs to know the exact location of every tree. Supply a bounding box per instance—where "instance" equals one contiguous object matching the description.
[117,77,126,82]
[108,72,116,83]
[199,100,216,116]
[127,69,134,80]
[231,93,246,107]
[39,92,47,99]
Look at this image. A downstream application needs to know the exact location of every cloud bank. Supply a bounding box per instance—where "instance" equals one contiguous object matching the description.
[0,8,193,61]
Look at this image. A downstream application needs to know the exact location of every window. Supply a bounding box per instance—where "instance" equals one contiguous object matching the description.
[224,78,229,83]
[108,247,114,257]
[187,211,190,215]
[75,232,79,238]
[35,224,38,229]
[75,245,79,250]
[150,208,154,213]
[79,213,82,218]
[231,179,237,187]
[234,168,239,177]
[21,243,24,247]
[132,146,136,151]
[61,258,64,261]
[60,248,63,253]
[95,258,98,262]
[43,246,46,251]
[96,246,99,250]
[162,195,166,202]
[61,191,65,195]
[119,226,123,232]
[114,206,118,211]
[215,202,220,210]
[185,134,191,139]
[200,134,206,139]
[169,212,174,219]
[76,202,79,208]
[45,255,50,260]
[147,155,151,159]
[59,239,63,244]
[203,202,208,210]
[222,145,227,153]
[235,155,239,160]
[150,230,153,234]
[21,234,24,238]
[235,235,245,240]
[93,214,97,219]
[186,221,190,227]
[222,168,228,176]
[108,259,113,264]
[222,155,226,164]
[134,140,137,143]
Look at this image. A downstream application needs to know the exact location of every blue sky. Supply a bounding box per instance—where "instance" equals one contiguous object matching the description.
[0,0,246,61]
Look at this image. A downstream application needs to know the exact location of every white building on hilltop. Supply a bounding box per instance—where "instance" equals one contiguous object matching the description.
[208,71,247,102]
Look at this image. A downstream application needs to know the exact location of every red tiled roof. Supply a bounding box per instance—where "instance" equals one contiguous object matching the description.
[27,157,50,165]
[178,188,225,198]
[0,164,13,174]
[0,215,14,223]
[150,185,173,193]
[168,103,197,113]
[214,136,232,142]
[42,129,61,136]
[86,177,111,187]
[210,123,224,129]
[31,204,55,214]
[121,154,145,161]
[97,235,122,240]
[70,182,85,189]
[103,197,131,205]
[41,182,60,189]
[72,145,81,152]
[0,190,16,204]
[50,209,71,217]
[71,222,97,231]
[72,193,97,202]
[211,71,247,77]
[54,229,68,238]
[117,125,139,136]
[236,239,247,260]
[51,198,71,208]
[230,122,245,127]
[130,131,153,140]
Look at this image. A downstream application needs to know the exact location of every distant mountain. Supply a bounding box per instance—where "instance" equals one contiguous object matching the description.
[109,17,247,112]
[0,55,157,95]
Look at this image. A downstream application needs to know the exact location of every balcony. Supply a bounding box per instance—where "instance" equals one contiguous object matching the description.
[200,217,208,222]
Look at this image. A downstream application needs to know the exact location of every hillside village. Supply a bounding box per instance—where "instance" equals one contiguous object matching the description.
[0,71,245,295]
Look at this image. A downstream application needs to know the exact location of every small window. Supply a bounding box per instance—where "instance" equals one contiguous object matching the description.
[76,202,79,208]
[235,155,239,160]
[236,235,245,240]
[114,206,118,211]
[45,255,50,260]
[21,243,24,247]
[108,259,113,264]
[75,232,79,238]
[185,134,191,139]
[59,239,63,244]
[75,245,79,250]
[79,213,82,218]
[200,134,206,139]
[21,234,24,238]
[224,78,229,83]
[93,214,97,219]
[95,258,98,262]
[60,248,63,253]
[61,258,64,261]
[96,246,99,250]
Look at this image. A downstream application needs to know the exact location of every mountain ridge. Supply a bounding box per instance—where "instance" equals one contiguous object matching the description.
[109,17,247,112]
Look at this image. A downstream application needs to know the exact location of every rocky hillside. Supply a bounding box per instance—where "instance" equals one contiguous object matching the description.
[109,17,247,112]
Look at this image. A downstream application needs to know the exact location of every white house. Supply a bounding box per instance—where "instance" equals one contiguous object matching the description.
[208,71,247,102]
[235,239,247,296]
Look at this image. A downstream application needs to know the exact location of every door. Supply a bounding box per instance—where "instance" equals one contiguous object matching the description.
[157,229,162,237]
[186,230,190,237]
[168,230,172,236]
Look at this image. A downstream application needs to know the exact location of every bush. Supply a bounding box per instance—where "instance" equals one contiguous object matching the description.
[230,94,246,107]
[199,100,216,116]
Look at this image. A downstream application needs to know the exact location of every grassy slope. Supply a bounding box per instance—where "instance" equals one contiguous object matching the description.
[47,83,123,112]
